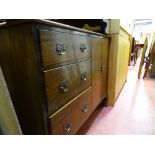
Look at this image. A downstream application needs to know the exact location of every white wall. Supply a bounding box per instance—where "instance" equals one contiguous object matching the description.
[120,19,134,34]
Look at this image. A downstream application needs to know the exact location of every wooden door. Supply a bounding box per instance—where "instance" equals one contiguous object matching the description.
[91,37,102,111]
[100,38,109,100]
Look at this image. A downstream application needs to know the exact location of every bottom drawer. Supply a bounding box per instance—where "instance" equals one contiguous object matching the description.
[49,87,91,135]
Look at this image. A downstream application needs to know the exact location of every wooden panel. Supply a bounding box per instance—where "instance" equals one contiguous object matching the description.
[39,30,91,67]
[109,19,120,34]
[0,25,46,134]
[108,31,130,106]
[49,87,91,135]
[44,60,91,115]
[108,34,119,106]
[100,38,109,100]
[91,37,102,111]
[115,35,130,98]
[39,29,73,66]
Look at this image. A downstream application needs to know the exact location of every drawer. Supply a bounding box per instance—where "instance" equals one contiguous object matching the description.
[49,87,91,135]
[72,34,91,60]
[39,30,91,67]
[44,59,91,114]
[39,30,73,66]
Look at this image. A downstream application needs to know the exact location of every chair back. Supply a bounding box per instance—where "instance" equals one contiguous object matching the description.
[138,38,148,78]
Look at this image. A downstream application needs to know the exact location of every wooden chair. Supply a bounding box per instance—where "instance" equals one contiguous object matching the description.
[130,38,144,65]
[138,38,148,79]
[130,37,137,65]
[143,35,155,79]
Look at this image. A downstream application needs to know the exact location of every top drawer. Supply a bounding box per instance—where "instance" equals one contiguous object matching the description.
[72,34,91,60]
[39,30,91,67]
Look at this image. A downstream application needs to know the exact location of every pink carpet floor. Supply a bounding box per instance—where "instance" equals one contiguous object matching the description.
[77,65,155,135]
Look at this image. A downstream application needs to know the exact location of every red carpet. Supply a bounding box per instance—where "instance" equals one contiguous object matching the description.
[77,65,155,134]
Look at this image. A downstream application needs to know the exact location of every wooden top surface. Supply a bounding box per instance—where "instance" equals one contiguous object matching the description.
[0,19,110,38]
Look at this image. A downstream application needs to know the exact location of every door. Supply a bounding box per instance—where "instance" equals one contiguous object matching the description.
[100,38,109,100]
[92,37,102,111]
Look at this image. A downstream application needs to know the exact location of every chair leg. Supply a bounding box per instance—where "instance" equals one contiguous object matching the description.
[143,56,153,79]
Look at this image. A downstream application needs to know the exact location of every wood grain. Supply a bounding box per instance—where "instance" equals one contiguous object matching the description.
[108,27,131,106]
[92,36,109,111]
[100,38,109,100]
[49,87,91,135]
[72,34,91,60]
[39,30,91,67]
[0,24,47,134]
[39,30,74,66]
[91,37,102,111]
[44,59,91,115]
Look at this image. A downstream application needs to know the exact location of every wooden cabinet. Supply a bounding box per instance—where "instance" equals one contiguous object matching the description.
[108,27,131,106]
[0,20,109,134]
[91,36,109,111]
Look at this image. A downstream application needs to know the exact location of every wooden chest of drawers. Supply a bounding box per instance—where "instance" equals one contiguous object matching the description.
[0,20,109,134]
[44,60,91,114]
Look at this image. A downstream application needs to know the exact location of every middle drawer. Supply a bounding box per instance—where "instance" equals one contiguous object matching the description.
[44,59,91,115]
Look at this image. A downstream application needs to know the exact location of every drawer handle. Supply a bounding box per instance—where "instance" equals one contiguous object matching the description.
[64,122,72,133]
[82,105,88,113]
[59,80,69,92]
[56,43,67,55]
[80,44,87,52]
[81,73,87,81]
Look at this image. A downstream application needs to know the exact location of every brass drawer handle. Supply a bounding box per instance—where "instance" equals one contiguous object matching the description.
[59,80,69,92]
[80,44,87,52]
[82,105,88,113]
[56,43,67,55]
[81,73,87,81]
[64,122,72,133]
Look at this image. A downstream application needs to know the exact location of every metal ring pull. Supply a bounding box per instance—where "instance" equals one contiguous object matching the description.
[82,105,88,113]
[81,73,87,81]
[56,43,67,55]
[59,80,69,92]
[64,122,72,133]
[80,44,87,52]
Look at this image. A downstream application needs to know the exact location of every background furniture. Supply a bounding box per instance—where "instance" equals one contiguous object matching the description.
[138,38,148,79]
[143,36,155,78]
[108,27,131,106]
[0,20,109,134]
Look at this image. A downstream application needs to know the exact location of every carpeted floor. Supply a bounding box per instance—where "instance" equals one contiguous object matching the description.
[77,63,155,135]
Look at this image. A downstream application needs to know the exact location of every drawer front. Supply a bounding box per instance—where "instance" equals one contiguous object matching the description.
[44,60,91,114]
[39,30,91,67]
[39,30,74,66]
[49,88,91,135]
[72,35,91,60]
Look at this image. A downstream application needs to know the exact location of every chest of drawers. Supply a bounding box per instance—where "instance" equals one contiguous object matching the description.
[0,20,109,134]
